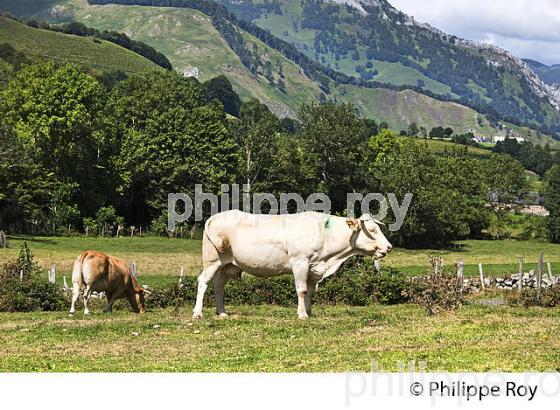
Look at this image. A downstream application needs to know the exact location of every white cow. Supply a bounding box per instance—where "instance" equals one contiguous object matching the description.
[193,210,392,319]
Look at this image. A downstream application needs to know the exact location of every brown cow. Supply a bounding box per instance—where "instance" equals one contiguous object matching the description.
[70,251,147,315]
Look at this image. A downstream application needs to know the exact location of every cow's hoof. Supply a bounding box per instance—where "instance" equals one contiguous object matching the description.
[217,312,229,319]
[192,313,203,320]
[84,311,90,316]
[298,315,309,320]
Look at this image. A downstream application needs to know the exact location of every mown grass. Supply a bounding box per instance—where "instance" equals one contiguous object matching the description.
[0,304,559,372]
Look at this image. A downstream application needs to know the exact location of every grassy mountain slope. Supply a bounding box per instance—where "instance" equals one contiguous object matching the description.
[0,0,477,123]
[334,86,493,133]
[0,0,557,145]
[216,0,560,134]
[14,0,325,118]
[0,14,160,74]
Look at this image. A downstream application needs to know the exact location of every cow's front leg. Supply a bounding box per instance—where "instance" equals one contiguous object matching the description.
[193,263,221,319]
[292,260,310,320]
[104,291,117,313]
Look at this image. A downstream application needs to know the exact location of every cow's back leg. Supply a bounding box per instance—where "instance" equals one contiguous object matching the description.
[193,262,222,319]
[291,259,310,320]
[214,265,241,317]
[83,285,92,315]
[304,277,318,317]
[69,282,80,315]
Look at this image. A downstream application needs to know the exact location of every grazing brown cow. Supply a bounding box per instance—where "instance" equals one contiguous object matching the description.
[70,251,147,315]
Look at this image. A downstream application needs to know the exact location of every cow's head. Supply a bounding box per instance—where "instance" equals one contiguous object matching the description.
[346,214,393,258]
[130,277,148,313]
[134,288,147,314]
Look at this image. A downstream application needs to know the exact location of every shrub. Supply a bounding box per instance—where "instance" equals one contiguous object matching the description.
[0,242,68,312]
[404,271,463,315]
[319,258,412,305]
[145,257,412,309]
[0,278,68,312]
[506,286,560,308]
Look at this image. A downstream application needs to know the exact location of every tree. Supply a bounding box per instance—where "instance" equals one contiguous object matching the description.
[1,62,108,216]
[407,122,419,137]
[366,131,489,247]
[232,99,281,193]
[203,75,242,117]
[298,102,371,212]
[544,165,560,243]
[429,126,445,138]
[105,70,238,223]
[483,154,527,239]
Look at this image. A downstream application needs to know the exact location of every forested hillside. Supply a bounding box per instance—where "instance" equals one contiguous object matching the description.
[0,0,530,136]
[212,0,560,136]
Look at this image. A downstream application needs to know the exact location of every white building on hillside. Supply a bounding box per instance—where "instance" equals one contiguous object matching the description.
[492,136,525,144]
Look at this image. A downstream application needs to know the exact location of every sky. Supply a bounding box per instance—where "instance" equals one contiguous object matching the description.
[388,0,560,65]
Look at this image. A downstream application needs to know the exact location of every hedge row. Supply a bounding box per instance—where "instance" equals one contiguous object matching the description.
[147,258,415,309]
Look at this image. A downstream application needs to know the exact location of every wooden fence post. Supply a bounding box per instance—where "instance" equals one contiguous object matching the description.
[479,263,485,290]
[178,267,184,286]
[0,230,6,248]
[130,262,138,277]
[518,256,523,290]
[139,226,142,237]
[374,259,381,273]
[547,262,553,281]
[537,252,543,301]
[456,260,464,292]
[48,265,56,284]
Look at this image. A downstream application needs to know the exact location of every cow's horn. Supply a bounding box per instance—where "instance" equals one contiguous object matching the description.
[373,219,385,226]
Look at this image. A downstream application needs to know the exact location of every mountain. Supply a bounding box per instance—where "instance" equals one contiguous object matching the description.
[0,0,558,145]
[523,59,560,86]
[210,0,560,134]
[0,14,161,74]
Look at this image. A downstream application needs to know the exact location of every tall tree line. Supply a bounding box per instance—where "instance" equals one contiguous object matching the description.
[1,50,555,246]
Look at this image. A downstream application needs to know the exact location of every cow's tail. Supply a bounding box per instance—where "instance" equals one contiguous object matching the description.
[71,251,88,287]
[204,217,229,254]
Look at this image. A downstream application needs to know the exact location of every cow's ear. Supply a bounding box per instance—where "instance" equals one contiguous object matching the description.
[346,218,361,232]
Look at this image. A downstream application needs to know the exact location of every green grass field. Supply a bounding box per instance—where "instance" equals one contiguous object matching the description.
[1,236,560,371]
[1,235,559,284]
[0,303,559,371]
[0,15,160,74]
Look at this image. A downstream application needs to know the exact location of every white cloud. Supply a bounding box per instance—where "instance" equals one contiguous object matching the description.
[387,0,560,64]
